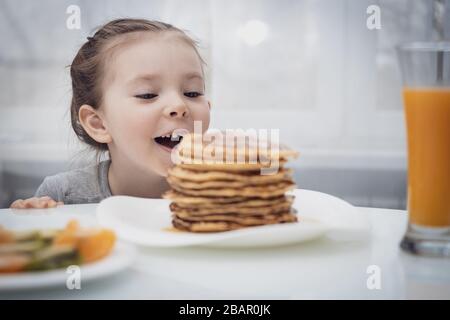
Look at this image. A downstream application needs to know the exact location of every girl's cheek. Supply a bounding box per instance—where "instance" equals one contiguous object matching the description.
[110,109,158,143]
[201,112,210,131]
[196,103,211,131]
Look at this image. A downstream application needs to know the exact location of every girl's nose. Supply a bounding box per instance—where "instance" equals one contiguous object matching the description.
[163,97,190,119]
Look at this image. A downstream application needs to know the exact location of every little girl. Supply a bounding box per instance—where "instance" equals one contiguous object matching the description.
[11,18,211,209]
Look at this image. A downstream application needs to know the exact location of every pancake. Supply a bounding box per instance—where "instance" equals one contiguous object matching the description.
[172,211,298,232]
[167,175,294,190]
[173,210,297,225]
[165,131,299,232]
[169,181,296,198]
[167,166,293,183]
[163,190,250,205]
[175,133,299,161]
[170,200,293,216]
[166,194,294,209]
[177,159,287,173]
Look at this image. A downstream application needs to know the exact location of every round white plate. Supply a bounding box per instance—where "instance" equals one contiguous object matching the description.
[0,213,136,291]
[97,189,370,248]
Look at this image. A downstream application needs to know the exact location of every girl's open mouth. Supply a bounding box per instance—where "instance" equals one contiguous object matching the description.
[154,133,183,151]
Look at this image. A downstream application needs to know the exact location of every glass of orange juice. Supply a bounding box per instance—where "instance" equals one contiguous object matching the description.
[397,42,450,257]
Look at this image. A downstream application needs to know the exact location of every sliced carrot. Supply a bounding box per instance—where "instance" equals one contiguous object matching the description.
[65,220,80,233]
[52,220,116,263]
[0,254,30,273]
[78,230,116,263]
[53,220,80,246]
[0,226,14,244]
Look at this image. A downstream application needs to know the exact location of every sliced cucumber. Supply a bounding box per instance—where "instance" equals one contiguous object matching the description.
[13,230,41,242]
[26,245,81,271]
[0,240,46,254]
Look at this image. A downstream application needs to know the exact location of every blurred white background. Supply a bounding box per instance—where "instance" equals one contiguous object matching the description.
[0,0,448,208]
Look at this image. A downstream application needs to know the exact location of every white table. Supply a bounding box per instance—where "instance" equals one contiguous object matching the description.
[1,203,450,300]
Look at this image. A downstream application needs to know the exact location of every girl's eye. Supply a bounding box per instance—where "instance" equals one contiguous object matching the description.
[135,93,158,100]
[184,92,203,98]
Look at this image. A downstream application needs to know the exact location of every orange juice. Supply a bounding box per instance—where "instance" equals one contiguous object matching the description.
[403,88,450,228]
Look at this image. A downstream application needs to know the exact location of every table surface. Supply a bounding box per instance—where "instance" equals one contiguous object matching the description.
[1,200,450,300]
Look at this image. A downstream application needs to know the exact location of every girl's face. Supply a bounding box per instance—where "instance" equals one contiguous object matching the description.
[100,32,210,176]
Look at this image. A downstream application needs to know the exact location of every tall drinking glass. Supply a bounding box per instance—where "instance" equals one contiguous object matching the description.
[397,42,450,257]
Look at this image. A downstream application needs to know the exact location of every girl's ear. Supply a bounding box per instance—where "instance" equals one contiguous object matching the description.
[208,100,211,110]
[78,105,112,144]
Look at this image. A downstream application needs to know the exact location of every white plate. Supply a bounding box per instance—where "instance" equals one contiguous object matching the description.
[97,189,370,248]
[0,213,136,291]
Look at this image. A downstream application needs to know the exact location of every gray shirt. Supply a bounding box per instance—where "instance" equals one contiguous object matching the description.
[34,160,112,204]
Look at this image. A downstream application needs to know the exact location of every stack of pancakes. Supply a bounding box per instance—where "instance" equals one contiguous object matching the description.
[163,133,299,232]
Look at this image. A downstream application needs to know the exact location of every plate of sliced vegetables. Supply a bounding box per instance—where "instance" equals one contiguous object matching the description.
[0,213,136,291]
